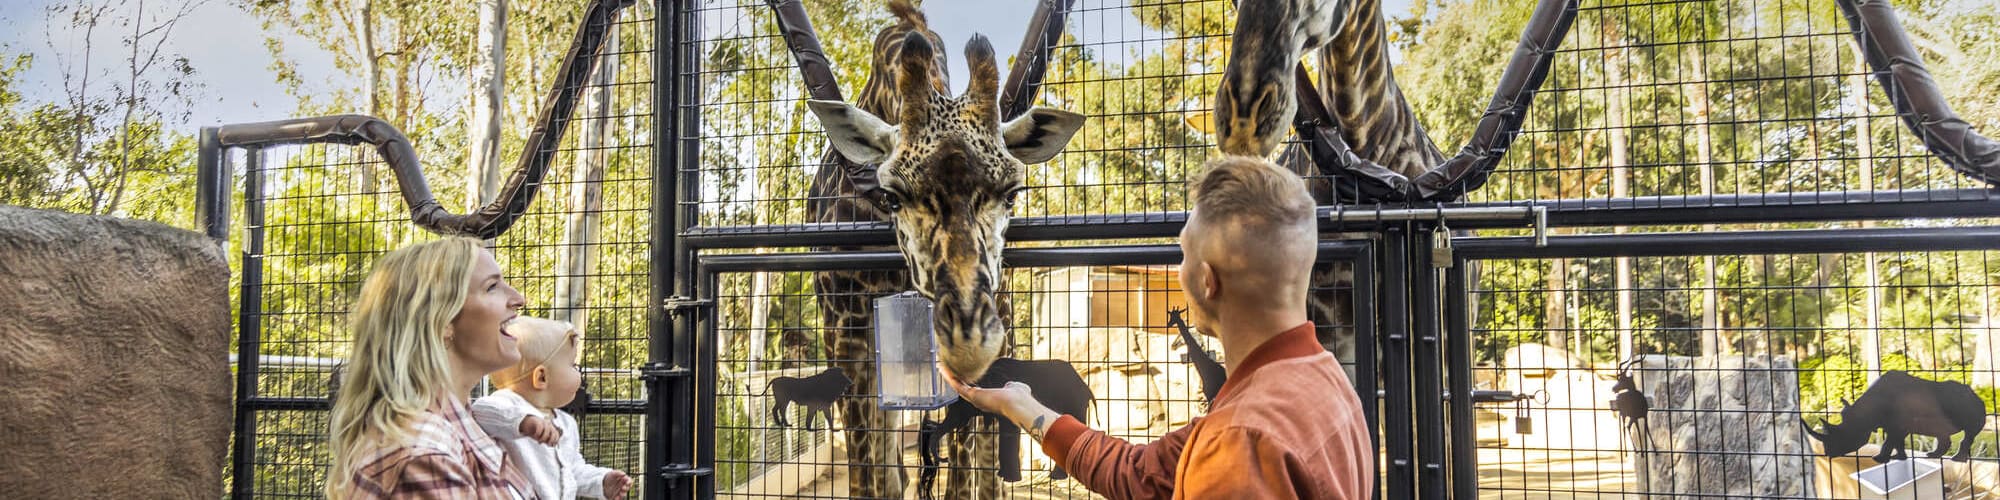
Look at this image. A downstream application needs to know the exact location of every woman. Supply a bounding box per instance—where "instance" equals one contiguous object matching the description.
[326,237,535,499]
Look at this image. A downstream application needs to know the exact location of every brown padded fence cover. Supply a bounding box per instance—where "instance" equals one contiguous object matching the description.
[0,205,230,499]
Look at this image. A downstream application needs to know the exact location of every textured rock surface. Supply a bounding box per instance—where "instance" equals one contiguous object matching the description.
[1630,355,1816,498]
[0,206,230,499]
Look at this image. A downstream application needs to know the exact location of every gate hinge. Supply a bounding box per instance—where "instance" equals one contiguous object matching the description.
[662,295,713,313]
[655,463,713,479]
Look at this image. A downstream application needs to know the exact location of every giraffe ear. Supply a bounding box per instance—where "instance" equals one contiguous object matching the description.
[1001,107,1086,164]
[808,100,900,165]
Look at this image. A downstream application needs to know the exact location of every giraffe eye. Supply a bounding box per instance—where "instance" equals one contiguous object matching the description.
[1002,187,1026,210]
[877,190,904,212]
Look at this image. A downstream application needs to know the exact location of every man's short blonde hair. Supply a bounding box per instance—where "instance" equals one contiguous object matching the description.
[492,316,580,390]
[1190,156,1315,232]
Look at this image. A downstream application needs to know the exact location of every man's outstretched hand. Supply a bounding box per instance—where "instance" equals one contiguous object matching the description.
[939,362,1063,440]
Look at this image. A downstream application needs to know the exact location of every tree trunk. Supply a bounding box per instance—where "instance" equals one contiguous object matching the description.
[1852,61,1883,382]
[1607,25,1634,361]
[466,0,505,210]
[357,0,380,191]
[107,0,148,216]
[1689,46,1721,358]
[1547,257,1570,353]
[553,22,616,329]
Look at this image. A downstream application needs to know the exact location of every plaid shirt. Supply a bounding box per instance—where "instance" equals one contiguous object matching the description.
[341,397,535,499]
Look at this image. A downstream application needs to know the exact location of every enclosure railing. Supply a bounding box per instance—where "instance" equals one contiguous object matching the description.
[198,0,2000,497]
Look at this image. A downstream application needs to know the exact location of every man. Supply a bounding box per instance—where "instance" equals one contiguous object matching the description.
[943,156,1374,498]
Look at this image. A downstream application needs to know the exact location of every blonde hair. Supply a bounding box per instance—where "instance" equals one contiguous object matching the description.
[326,237,486,498]
[492,316,581,390]
[1188,156,1318,293]
[1190,155,1315,232]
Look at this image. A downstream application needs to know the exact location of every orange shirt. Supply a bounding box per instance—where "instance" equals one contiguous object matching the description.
[1042,322,1374,499]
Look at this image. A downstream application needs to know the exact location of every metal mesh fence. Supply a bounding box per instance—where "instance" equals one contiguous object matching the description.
[223,3,658,497]
[706,257,1364,498]
[207,0,2000,498]
[1470,250,2000,498]
[685,0,1244,232]
[1449,0,1987,211]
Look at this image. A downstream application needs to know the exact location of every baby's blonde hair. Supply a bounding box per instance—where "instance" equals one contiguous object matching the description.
[327,237,485,498]
[492,316,581,390]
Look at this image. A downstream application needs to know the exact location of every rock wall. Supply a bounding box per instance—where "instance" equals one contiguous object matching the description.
[1630,355,1817,498]
[0,206,231,499]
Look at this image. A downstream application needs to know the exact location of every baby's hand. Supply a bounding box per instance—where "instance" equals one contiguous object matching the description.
[603,470,633,500]
[518,415,560,445]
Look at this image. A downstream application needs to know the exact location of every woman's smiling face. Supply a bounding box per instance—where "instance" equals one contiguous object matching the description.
[448,249,526,378]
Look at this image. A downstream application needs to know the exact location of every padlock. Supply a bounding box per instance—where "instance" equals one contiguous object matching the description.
[1431,225,1455,268]
[1514,397,1533,434]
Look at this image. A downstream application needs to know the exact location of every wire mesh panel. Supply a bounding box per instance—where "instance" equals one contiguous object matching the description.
[706,253,1368,499]
[1469,248,2000,499]
[685,0,1248,232]
[1406,0,1989,211]
[224,4,659,497]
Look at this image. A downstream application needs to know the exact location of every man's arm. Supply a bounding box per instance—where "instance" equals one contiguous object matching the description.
[1043,416,1195,500]
[942,365,1193,500]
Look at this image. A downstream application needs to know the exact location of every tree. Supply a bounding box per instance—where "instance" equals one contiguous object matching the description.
[2,0,204,226]
[467,0,505,210]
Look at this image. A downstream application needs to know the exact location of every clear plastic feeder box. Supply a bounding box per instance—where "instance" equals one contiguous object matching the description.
[873,291,958,410]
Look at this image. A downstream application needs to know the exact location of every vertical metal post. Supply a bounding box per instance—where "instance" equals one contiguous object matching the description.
[1349,243,1383,500]
[1411,230,1445,499]
[649,0,709,498]
[1381,227,1414,500]
[195,128,229,242]
[645,0,678,498]
[673,0,707,495]
[1446,257,1476,500]
[695,269,719,498]
[228,148,264,500]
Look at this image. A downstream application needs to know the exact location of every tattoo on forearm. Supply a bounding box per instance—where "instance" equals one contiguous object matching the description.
[1030,415,1047,440]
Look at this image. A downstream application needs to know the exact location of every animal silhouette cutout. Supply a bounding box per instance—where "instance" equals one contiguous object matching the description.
[767,367,853,431]
[917,358,1093,491]
[916,418,946,495]
[1166,307,1227,403]
[1804,370,1988,463]
[1609,360,1652,454]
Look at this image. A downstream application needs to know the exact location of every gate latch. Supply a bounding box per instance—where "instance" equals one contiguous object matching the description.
[656,463,713,479]
[663,295,712,314]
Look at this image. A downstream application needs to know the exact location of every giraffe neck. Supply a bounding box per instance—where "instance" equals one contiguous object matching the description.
[1319,0,1442,179]
[808,21,930,226]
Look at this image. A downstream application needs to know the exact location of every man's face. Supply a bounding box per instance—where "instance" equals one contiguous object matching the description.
[1178,212,1218,337]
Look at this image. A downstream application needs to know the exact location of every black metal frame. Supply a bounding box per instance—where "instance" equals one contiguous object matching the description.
[193,0,2000,497]
[691,241,1381,498]
[1441,224,2000,497]
[678,188,2000,250]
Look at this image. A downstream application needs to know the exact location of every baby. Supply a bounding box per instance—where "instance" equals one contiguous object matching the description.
[472,317,632,499]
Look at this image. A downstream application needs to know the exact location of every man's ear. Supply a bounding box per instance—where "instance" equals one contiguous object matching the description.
[808,100,900,164]
[1197,262,1223,302]
[531,365,549,391]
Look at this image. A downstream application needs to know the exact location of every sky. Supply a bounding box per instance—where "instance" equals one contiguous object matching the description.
[0,0,344,130]
[0,0,1413,132]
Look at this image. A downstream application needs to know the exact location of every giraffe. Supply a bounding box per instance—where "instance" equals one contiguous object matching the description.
[803,2,1086,497]
[1214,0,1448,367]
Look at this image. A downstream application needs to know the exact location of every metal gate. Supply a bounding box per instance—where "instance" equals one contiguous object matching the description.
[201,0,2000,498]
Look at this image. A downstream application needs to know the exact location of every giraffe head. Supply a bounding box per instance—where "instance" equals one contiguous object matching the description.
[808,29,1085,382]
[1214,0,1349,157]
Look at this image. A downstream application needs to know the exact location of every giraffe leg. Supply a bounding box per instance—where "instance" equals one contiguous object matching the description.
[1308,258,1359,364]
[821,271,907,499]
[944,416,1002,499]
